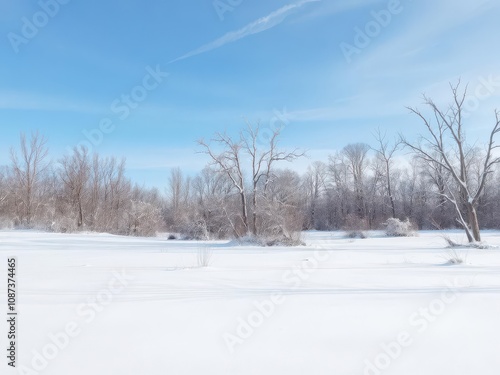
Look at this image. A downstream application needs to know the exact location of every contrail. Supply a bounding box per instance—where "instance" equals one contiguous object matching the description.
[170,0,321,64]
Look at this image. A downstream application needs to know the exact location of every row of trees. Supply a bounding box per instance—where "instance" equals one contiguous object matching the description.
[167,83,500,243]
[0,133,163,236]
[1,83,499,242]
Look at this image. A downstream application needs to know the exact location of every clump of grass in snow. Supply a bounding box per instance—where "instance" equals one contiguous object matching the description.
[444,247,468,265]
[197,246,213,268]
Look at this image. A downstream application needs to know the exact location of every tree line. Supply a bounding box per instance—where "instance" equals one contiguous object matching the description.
[0,133,163,236]
[1,83,499,243]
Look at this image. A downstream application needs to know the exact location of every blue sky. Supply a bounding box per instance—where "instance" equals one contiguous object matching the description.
[1,0,499,187]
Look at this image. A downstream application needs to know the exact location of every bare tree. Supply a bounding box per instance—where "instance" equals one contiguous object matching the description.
[168,167,183,214]
[87,154,103,230]
[372,129,400,218]
[327,152,351,228]
[10,131,50,226]
[303,161,327,229]
[401,81,500,242]
[242,124,304,235]
[199,123,303,237]
[198,132,249,235]
[167,167,191,223]
[341,143,370,219]
[106,157,129,232]
[59,146,90,228]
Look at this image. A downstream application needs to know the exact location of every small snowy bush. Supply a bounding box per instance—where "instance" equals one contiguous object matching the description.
[343,214,369,239]
[50,216,78,233]
[385,218,417,237]
[126,201,163,237]
[0,216,14,229]
[179,220,209,240]
[264,232,305,247]
[345,230,368,239]
[231,232,304,247]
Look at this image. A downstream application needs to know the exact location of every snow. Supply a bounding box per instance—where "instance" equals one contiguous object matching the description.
[1,230,500,375]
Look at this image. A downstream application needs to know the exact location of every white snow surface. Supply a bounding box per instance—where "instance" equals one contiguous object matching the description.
[1,230,500,375]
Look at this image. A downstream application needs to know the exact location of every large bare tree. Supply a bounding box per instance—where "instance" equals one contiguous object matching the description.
[401,82,500,242]
[198,123,303,237]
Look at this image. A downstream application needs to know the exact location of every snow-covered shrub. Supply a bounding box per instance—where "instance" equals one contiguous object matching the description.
[0,216,14,229]
[229,235,264,246]
[231,232,304,247]
[345,230,368,239]
[50,216,78,233]
[343,213,369,239]
[179,219,210,240]
[264,233,305,247]
[126,201,163,237]
[385,218,417,237]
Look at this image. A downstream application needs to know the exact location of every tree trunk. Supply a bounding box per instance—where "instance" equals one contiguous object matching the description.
[252,187,257,236]
[78,199,84,228]
[240,191,249,235]
[385,161,396,218]
[467,203,481,242]
[387,179,396,218]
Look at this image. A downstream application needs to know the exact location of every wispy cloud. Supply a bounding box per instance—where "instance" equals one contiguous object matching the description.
[170,0,321,63]
[355,0,498,78]
[0,91,104,113]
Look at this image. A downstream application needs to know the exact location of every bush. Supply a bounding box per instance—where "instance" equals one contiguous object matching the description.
[168,234,177,240]
[230,232,305,247]
[126,201,163,237]
[264,232,305,247]
[343,213,369,239]
[385,218,417,237]
[0,217,14,230]
[345,230,368,239]
[50,216,78,233]
[179,220,209,240]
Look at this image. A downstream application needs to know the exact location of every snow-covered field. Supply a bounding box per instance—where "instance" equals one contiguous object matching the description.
[1,230,500,375]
